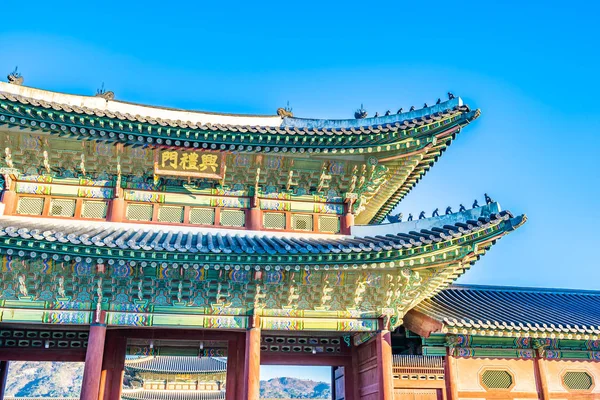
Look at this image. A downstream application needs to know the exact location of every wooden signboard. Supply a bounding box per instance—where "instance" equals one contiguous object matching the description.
[154,149,226,179]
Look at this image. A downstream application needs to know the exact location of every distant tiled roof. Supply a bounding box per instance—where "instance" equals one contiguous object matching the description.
[125,356,226,374]
[0,205,519,258]
[121,390,225,400]
[414,285,600,338]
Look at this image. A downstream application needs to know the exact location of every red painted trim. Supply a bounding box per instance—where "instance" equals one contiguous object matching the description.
[0,348,86,362]
[10,194,344,234]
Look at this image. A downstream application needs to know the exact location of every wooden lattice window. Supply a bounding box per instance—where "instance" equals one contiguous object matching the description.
[16,197,44,215]
[292,214,313,231]
[157,206,184,223]
[220,210,245,227]
[319,216,340,233]
[126,203,153,221]
[81,201,108,219]
[563,371,593,391]
[263,213,286,230]
[481,370,514,390]
[49,199,76,217]
[189,208,215,226]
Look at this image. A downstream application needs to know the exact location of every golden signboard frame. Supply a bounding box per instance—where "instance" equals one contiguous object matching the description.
[153,149,226,180]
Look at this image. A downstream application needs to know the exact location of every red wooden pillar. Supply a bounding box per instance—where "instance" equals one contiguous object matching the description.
[534,350,550,400]
[80,323,107,400]
[235,332,247,400]
[246,206,262,231]
[107,198,125,222]
[445,347,458,400]
[340,200,354,235]
[0,361,9,400]
[1,190,17,215]
[242,318,261,400]
[375,329,393,400]
[343,361,357,400]
[100,333,127,400]
[225,338,239,400]
[350,345,360,400]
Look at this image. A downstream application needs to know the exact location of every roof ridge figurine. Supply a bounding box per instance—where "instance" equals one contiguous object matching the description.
[354,104,367,119]
[95,82,115,100]
[7,67,23,86]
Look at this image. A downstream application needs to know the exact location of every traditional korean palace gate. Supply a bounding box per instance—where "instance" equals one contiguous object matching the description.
[0,77,597,400]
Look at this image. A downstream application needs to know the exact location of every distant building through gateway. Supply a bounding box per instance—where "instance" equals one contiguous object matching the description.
[0,75,598,400]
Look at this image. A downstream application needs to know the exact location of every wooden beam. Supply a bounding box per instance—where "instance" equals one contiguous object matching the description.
[261,353,351,366]
[403,309,444,338]
[0,348,86,362]
[113,328,241,341]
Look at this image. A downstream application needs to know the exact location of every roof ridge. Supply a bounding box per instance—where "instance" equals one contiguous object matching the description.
[0,81,468,128]
[449,283,600,296]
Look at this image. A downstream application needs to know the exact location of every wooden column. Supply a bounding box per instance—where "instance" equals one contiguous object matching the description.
[534,350,550,400]
[235,332,247,400]
[105,334,127,400]
[343,361,357,400]
[246,206,262,231]
[340,202,354,235]
[225,338,239,400]
[242,319,261,400]
[350,346,360,400]
[445,348,458,400]
[97,333,114,400]
[375,330,393,400]
[80,323,107,400]
[0,361,9,400]
[107,198,125,222]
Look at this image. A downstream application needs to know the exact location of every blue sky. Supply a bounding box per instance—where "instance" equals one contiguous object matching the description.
[1,0,598,383]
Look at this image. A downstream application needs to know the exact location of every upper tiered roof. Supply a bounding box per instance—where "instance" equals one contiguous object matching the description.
[0,81,480,224]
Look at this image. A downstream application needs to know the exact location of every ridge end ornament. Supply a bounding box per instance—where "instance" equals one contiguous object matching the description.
[7,67,23,85]
[354,104,368,119]
[277,102,293,118]
[95,82,115,100]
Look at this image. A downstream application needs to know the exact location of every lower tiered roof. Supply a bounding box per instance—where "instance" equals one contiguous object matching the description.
[409,285,600,339]
[0,207,518,257]
[0,202,524,330]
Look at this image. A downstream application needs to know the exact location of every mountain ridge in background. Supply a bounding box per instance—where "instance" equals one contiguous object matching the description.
[5,361,331,399]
